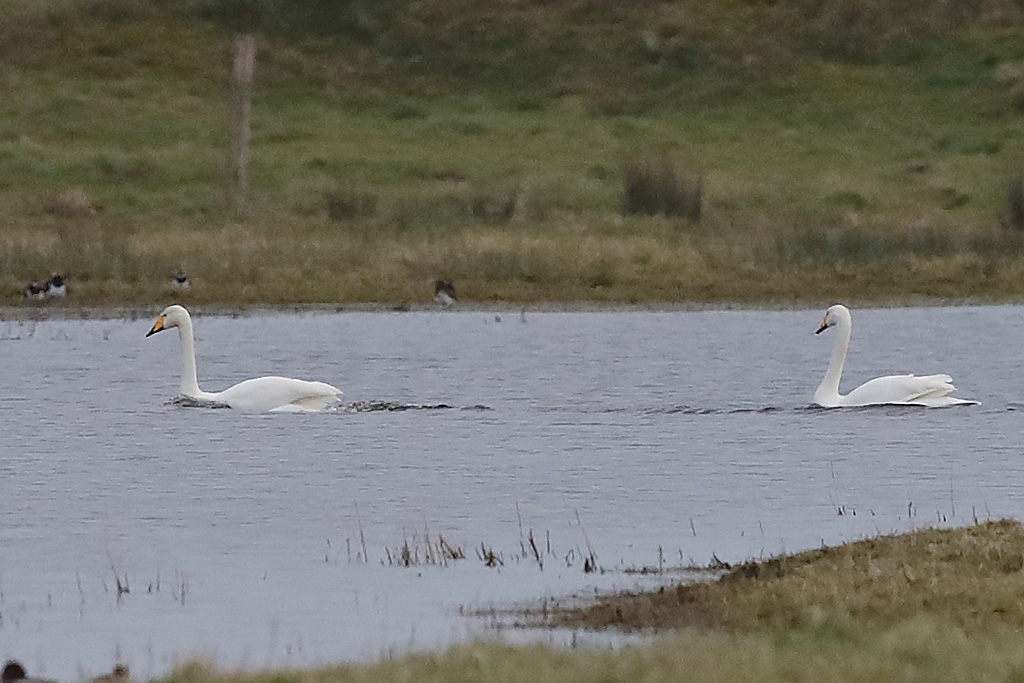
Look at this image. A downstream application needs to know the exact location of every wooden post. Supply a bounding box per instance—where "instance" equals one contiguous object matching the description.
[230,34,256,213]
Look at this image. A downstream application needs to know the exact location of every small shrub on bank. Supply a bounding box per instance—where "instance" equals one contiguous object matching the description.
[622,153,703,221]
[325,188,377,221]
[44,187,98,218]
[772,227,963,266]
[825,191,869,211]
[1003,176,1024,231]
[470,189,517,224]
[392,186,524,230]
[938,187,970,210]
[197,0,404,40]
[93,155,156,183]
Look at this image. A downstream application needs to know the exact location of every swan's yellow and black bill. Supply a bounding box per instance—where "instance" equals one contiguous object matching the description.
[146,316,165,337]
[815,317,828,334]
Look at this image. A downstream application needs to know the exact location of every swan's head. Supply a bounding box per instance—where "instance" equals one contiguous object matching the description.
[816,304,851,334]
[146,304,191,337]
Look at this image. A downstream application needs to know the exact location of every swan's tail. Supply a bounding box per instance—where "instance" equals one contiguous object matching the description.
[908,374,978,406]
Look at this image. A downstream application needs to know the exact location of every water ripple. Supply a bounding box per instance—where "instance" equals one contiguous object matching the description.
[168,396,491,412]
[342,400,492,412]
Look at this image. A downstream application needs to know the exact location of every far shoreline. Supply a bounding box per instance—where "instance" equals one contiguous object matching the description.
[0,297,1015,322]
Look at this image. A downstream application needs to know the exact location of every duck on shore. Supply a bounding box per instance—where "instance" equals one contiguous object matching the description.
[44,274,66,298]
[24,282,46,301]
[171,271,190,291]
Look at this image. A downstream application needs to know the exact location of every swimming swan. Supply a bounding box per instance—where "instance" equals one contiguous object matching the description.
[146,305,343,412]
[813,304,976,408]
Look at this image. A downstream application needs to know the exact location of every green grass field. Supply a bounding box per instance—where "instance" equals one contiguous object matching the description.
[4,0,1024,307]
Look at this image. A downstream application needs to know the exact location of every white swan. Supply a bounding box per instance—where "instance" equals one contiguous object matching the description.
[813,304,976,408]
[146,304,343,412]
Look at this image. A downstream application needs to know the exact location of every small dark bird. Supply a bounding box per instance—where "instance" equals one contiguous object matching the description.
[2,661,56,683]
[24,282,46,301]
[44,274,66,298]
[171,271,191,291]
[434,279,456,307]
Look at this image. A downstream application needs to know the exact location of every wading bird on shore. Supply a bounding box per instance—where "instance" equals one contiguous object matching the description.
[171,271,190,291]
[434,279,456,307]
[24,282,45,301]
[44,274,66,298]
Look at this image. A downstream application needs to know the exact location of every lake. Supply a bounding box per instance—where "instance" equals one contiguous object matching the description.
[0,305,1019,680]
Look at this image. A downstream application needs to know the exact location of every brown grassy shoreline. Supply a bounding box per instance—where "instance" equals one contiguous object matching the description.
[539,520,1024,633]
[0,296,1001,323]
[154,522,1024,683]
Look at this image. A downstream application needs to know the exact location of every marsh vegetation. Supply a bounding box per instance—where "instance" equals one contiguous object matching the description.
[155,522,1024,683]
[5,0,1024,305]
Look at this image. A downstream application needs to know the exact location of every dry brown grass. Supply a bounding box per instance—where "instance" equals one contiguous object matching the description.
[6,210,1024,307]
[544,520,1024,633]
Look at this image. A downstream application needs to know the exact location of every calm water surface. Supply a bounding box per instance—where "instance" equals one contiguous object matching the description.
[1,306,1021,679]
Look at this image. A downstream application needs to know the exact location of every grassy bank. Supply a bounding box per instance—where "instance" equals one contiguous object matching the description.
[162,628,1024,683]
[157,521,1024,683]
[546,519,1024,633]
[5,1,1024,307]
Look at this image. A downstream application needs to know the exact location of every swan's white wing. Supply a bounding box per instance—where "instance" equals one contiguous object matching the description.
[841,373,974,407]
[269,381,346,413]
[213,376,343,412]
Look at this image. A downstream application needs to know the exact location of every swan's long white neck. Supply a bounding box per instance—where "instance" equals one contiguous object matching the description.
[815,312,851,404]
[176,313,203,397]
